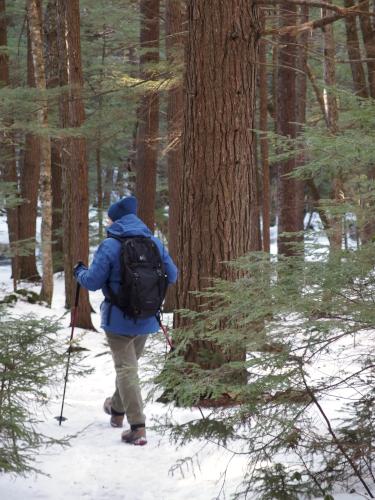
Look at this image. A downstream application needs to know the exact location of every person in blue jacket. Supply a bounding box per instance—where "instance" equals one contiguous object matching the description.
[74,196,177,446]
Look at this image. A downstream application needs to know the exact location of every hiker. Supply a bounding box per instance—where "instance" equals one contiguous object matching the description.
[74,196,178,446]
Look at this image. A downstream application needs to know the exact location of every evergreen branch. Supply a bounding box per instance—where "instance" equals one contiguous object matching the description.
[300,365,375,498]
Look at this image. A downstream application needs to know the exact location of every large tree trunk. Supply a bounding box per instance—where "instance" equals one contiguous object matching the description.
[45,0,64,273]
[276,2,304,256]
[359,0,375,98]
[135,0,160,231]
[322,3,342,250]
[0,0,20,290]
[60,0,94,329]
[27,0,54,305]
[176,0,261,363]
[344,0,368,98]
[359,1,375,242]
[18,16,41,282]
[164,0,184,311]
[295,5,308,231]
[259,11,270,253]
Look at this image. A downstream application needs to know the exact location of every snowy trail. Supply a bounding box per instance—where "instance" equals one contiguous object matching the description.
[0,264,364,500]
[0,271,248,500]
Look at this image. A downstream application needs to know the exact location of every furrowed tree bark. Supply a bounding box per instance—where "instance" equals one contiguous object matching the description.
[277,1,304,256]
[344,0,368,97]
[60,0,94,328]
[359,1,375,98]
[322,2,342,250]
[27,0,53,305]
[0,0,19,291]
[359,0,375,242]
[259,10,271,253]
[164,0,184,311]
[295,5,308,230]
[45,0,64,273]
[177,0,261,366]
[135,0,160,232]
[18,15,41,282]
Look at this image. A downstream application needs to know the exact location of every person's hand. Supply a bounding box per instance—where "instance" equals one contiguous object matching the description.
[73,261,85,277]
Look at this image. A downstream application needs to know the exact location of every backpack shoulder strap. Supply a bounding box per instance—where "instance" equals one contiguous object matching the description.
[104,235,125,306]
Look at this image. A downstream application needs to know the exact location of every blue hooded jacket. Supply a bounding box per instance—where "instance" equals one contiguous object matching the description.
[75,214,178,335]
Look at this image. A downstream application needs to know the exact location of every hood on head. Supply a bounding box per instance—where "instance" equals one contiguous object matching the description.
[107,214,152,238]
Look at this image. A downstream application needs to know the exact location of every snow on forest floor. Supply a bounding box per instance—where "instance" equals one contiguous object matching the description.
[0,270,364,500]
[0,211,365,499]
[0,268,250,500]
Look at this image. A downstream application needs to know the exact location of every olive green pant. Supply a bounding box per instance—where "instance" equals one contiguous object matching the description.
[105,332,148,426]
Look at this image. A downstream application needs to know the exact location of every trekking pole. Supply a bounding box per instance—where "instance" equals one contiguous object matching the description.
[157,315,174,352]
[55,282,81,425]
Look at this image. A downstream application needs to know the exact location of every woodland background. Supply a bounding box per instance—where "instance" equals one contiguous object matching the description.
[1,0,375,498]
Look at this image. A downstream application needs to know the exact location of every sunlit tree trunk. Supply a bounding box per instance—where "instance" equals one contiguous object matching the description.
[177,0,261,365]
[27,0,53,305]
[18,14,41,281]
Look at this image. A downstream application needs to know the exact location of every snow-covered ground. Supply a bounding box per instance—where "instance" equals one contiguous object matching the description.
[0,267,252,500]
[0,213,366,499]
[0,271,364,500]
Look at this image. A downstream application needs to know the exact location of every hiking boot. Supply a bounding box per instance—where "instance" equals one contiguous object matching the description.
[121,424,147,446]
[103,397,112,415]
[103,397,124,428]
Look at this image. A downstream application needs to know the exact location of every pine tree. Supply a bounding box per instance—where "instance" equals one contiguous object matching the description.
[0,0,20,291]
[45,0,64,272]
[164,0,184,311]
[135,0,160,231]
[59,0,93,328]
[26,0,53,305]
[18,10,41,282]
[276,1,304,256]
[176,0,261,366]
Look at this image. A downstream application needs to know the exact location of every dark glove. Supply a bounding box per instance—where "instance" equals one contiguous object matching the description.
[73,261,85,277]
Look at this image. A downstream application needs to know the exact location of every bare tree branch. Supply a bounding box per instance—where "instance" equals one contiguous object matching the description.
[300,365,375,498]
[263,1,375,36]
[256,0,375,17]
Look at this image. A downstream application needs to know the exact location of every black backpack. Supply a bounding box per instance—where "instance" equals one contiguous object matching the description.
[107,235,168,321]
